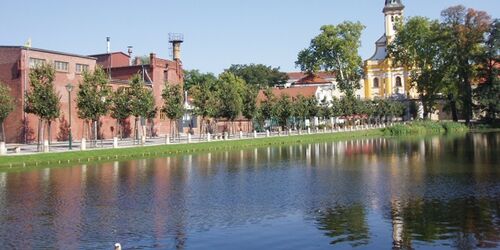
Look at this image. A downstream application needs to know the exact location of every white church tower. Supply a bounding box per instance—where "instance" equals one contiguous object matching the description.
[383,0,405,42]
[364,0,412,100]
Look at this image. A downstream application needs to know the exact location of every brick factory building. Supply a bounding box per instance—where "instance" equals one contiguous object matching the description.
[0,43,184,144]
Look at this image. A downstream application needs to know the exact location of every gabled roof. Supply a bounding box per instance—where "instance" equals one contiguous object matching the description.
[287,72,335,81]
[367,35,388,61]
[295,73,331,85]
[257,86,318,103]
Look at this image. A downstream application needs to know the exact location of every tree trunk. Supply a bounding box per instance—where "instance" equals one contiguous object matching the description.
[199,117,204,139]
[93,120,98,147]
[47,120,52,145]
[82,120,86,141]
[448,94,458,122]
[169,120,173,140]
[39,119,45,152]
[37,118,42,150]
[134,117,139,144]
[464,78,473,126]
[1,122,5,142]
[150,119,154,138]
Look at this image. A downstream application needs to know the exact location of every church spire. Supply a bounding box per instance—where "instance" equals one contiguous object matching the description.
[383,0,404,42]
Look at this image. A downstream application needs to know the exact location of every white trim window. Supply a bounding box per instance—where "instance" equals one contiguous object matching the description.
[76,64,89,74]
[29,58,46,69]
[54,61,69,72]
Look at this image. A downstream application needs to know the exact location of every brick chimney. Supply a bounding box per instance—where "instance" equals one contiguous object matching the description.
[150,53,156,66]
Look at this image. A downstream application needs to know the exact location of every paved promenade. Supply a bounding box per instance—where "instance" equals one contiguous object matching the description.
[0,123,391,156]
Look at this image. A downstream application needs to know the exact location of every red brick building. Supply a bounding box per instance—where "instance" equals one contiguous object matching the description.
[0,46,183,143]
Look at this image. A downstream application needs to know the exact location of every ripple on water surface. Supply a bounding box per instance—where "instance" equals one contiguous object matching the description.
[0,133,499,249]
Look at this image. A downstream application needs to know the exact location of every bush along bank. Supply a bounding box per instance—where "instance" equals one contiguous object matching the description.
[383,121,469,136]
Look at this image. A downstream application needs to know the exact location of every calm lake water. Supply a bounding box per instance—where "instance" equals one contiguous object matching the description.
[0,133,499,249]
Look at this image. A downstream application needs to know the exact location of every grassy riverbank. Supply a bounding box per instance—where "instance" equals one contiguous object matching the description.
[383,121,469,136]
[0,129,384,170]
[0,121,475,171]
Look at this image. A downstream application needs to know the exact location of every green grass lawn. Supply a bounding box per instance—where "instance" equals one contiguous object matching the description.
[0,129,384,171]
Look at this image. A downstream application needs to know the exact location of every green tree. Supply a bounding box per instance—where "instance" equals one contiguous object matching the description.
[0,82,14,142]
[272,94,293,130]
[293,95,309,129]
[111,87,132,138]
[77,66,112,143]
[161,83,184,138]
[190,76,218,136]
[129,74,156,141]
[296,48,321,73]
[215,72,245,134]
[241,84,259,132]
[296,21,365,97]
[306,96,319,127]
[388,17,446,119]
[440,5,492,124]
[258,88,276,130]
[318,97,332,121]
[25,63,60,149]
[183,69,217,91]
[225,64,288,88]
[475,19,499,122]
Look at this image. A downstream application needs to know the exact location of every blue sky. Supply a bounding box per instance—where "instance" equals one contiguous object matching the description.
[1,0,498,74]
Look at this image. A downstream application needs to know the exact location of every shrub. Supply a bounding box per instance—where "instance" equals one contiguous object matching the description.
[384,121,467,136]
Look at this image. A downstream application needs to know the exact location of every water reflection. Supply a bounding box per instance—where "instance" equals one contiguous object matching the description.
[316,204,370,247]
[0,133,498,249]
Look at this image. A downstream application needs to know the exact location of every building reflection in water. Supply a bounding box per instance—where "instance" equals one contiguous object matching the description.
[0,133,498,249]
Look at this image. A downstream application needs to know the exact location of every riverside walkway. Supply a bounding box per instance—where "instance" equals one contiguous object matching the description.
[0,123,392,156]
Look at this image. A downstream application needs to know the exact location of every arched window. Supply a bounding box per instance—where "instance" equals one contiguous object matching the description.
[373,78,379,88]
[395,76,402,87]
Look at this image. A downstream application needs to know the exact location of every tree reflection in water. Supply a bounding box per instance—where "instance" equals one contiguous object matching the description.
[387,198,500,249]
[315,204,370,247]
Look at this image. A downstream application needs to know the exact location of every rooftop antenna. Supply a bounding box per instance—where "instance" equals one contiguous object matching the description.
[168,33,184,61]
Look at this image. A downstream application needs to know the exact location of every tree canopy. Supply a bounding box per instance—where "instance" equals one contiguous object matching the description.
[440,5,492,124]
[183,69,217,91]
[161,83,184,121]
[0,82,14,125]
[0,81,14,142]
[225,64,288,88]
[25,63,60,122]
[296,21,365,97]
[76,66,112,122]
[215,72,245,121]
[388,16,447,119]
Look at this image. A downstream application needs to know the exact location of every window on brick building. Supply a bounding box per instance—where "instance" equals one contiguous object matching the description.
[76,64,89,74]
[54,61,69,72]
[159,111,167,120]
[395,76,402,87]
[373,78,379,88]
[164,70,168,81]
[29,58,46,69]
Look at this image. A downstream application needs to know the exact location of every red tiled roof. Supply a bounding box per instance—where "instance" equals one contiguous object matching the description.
[287,71,336,80]
[257,86,318,103]
[295,73,331,85]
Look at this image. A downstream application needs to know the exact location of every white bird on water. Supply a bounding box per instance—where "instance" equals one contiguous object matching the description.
[114,243,122,250]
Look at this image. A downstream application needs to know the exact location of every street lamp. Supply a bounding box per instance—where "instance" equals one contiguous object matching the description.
[65,83,74,150]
